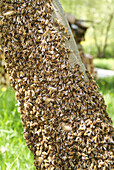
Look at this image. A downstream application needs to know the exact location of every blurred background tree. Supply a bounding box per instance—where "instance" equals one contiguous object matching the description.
[60,0,114,58]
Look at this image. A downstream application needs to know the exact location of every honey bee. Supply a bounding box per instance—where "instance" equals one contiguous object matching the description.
[38,29,43,34]
[54,18,60,25]
[43,97,54,103]
[67,35,71,40]
[59,25,65,31]
[66,49,71,53]
[38,157,43,164]
[45,19,49,25]
[69,161,74,167]
[61,123,72,131]
[3,11,15,16]
[64,28,68,34]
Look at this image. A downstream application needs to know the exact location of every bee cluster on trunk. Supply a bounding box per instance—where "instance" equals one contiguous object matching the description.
[1,0,114,169]
[0,47,9,86]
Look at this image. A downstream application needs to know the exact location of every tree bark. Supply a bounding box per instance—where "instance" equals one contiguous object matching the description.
[51,0,88,81]
[102,12,113,57]
[92,12,113,58]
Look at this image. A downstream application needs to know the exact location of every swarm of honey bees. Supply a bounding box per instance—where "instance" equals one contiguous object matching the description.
[0,47,9,86]
[1,0,114,169]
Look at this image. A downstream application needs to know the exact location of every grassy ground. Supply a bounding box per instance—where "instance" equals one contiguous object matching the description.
[0,76,114,169]
[96,77,114,122]
[94,58,114,70]
[0,87,35,170]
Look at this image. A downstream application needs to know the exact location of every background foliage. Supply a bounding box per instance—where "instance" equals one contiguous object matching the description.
[61,0,114,58]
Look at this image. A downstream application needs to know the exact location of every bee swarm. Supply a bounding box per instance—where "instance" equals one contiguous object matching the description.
[0,47,9,86]
[1,0,114,169]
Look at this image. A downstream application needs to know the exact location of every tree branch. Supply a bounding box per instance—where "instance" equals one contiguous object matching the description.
[102,12,114,56]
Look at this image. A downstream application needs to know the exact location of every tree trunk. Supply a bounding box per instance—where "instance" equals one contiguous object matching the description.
[101,12,114,58]
[1,0,113,169]
[92,13,113,58]
[51,0,88,81]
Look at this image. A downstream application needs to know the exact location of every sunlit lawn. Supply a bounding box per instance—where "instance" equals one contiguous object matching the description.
[96,76,114,122]
[0,87,35,170]
[94,58,114,70]
[0,76,114,169]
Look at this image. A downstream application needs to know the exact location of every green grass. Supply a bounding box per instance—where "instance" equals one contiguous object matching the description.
[0,77,114,169]
[93,58,114,70]
[96,76,114,123]
[0,87,35,170]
